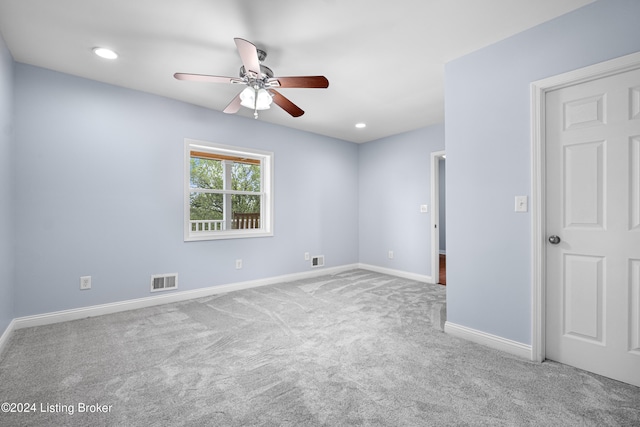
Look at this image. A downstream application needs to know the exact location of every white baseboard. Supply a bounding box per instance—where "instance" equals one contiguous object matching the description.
[4,263,431,355]
[13,264,359,330]
[358,263,433,284]
[444,321,532,360]
[0,319,15,359]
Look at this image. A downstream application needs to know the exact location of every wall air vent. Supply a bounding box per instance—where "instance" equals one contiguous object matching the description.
[150,273,178,292]
[311,255,325,268]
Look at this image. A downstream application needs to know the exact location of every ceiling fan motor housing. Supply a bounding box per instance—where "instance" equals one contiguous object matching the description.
[239,64,274,80]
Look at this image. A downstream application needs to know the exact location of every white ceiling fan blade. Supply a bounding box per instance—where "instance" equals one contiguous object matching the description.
[234,38,261,78]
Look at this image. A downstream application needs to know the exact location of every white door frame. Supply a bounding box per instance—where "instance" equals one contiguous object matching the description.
[431,150,446,284]
[530,51,640,362]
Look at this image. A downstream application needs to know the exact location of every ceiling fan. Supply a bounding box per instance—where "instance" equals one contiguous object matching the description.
[174,38,329,119]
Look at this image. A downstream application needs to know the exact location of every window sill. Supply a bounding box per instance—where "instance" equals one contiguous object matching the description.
[184,229,274,242]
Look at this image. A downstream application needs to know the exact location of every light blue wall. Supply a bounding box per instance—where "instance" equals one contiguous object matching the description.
[0,32,14,335]
[358,125,444,278]
[445,0,640,344]
[13,64,359,317]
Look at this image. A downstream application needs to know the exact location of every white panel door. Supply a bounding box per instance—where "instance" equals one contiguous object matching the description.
[546,67,640,387]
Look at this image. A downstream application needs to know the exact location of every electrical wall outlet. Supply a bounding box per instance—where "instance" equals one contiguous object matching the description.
[304,252,310,261]
[388,250,394,259]
[80,276,91,290]
[235,259,243,269]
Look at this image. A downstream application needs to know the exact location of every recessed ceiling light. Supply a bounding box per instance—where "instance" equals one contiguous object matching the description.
[355,123,366,128]
[93,47,118,60]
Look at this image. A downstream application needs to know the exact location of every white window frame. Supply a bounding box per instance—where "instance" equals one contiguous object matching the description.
[184,138,274,241]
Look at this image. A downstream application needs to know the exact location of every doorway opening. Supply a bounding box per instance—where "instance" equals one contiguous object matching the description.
[431,151,446,286]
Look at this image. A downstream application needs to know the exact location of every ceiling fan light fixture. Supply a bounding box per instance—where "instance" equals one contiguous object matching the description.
[92,47,118,59]
[239,87,272,110]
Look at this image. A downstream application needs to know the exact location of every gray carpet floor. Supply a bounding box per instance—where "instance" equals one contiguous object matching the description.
[0,269,639,426]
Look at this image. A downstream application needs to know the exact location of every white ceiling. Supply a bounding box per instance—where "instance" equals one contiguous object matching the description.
[0,0,594,143]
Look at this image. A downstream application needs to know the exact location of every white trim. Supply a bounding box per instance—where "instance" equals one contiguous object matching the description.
[358,263,433,284]
[4,263,428,350]
[12,264,358,330]
[431,150,446,285]
[530,76,546,363]
[0,319,15,358]
[530,51,640,364]
[444,321,532,360]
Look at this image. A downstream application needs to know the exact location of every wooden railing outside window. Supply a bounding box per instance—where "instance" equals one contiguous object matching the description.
[190,212,260,232]
[232,212,260,229]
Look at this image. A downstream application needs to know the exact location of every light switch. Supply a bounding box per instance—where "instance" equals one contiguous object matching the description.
[515,196,528,213]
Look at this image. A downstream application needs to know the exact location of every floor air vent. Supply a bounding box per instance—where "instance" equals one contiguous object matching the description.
[150,273,178,292]
[311,255,325,268]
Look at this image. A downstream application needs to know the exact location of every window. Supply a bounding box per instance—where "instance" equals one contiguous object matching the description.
[184,139,273,241]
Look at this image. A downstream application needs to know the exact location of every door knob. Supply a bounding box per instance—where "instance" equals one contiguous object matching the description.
[548,235,561,245]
